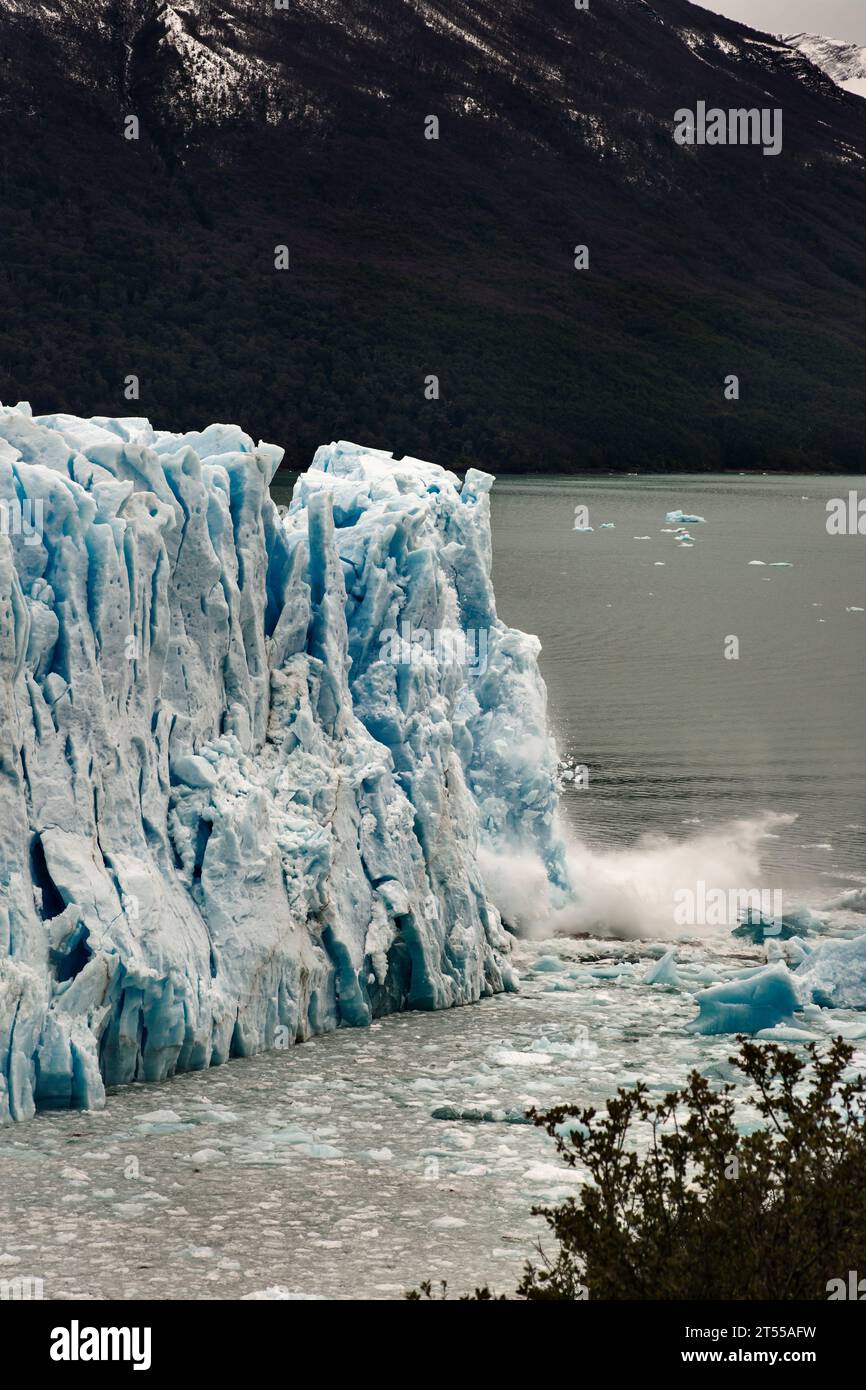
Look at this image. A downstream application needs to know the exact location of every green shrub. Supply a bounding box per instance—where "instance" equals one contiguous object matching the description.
[409,1039,866,1300]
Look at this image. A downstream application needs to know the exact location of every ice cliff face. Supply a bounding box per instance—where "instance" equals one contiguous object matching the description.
[0,406,562,1123]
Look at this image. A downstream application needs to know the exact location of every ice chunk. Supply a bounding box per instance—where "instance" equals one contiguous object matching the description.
[531,955,564,973]
[796,933,866,1010]
[767,938,812,968]
[242,1288,324,1301]
[171,755,218,789]
[732,906,825,944]
[644,949,680,986]
[489,1048,552,1068]
[685,962,802,1035]
[665,510,706,524]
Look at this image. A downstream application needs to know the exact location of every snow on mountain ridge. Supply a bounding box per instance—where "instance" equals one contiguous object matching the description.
[785,33,866,99]
[11,0,851,139]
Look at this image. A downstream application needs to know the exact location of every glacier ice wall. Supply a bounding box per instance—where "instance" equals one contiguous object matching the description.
[0,406,562,1122]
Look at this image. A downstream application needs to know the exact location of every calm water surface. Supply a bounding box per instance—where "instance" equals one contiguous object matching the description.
[491,475,866,904]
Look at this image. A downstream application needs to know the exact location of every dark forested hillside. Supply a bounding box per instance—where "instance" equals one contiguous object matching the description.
[1,0,866,471]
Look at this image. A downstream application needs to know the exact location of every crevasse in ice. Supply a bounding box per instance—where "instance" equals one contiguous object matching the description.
[0,406,563,1123]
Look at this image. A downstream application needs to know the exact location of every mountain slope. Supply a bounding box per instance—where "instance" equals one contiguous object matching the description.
[786,33,866,99]
[1,0,865,471]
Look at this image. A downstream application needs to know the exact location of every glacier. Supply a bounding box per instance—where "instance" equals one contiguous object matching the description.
[0,404,564,1124]
[685,961,802,1037]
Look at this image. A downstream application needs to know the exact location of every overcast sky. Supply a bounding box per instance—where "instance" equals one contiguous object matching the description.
[706,1,866,45]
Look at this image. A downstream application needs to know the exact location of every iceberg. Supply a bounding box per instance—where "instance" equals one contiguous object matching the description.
[731,906,825,944]
[665,510,706,524]
[796,933,866,1010]
[685,962,802,1036]
[686,931,866,1033]
[0,406,564,1123]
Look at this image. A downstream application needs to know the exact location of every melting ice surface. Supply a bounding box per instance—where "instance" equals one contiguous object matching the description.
[0,405,566,1125]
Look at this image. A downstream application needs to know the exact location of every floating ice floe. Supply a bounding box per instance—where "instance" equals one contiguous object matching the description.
[242,1288,325,1301]
[431,1104,531,1124]
[685,962,801,1036]
[665,510,706,524]
[644,949,680,987]
[686,931,866,1034]
[766,938,812,969]
[531,955,564,973]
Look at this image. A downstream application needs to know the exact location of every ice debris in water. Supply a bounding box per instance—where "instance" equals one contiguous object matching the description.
[530,955,563,973]
[241,1288,325,1301]
[685,962,802,1037]
[665,510,706,524]
[0,406,566,1122]
[686,931,866,1034]
[796,934,866,1011]
[644,949,680,987]
[731,907,826,945]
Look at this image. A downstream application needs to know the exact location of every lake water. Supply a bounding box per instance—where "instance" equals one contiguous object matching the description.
[491,475,866,907]
[1,474,863,1301]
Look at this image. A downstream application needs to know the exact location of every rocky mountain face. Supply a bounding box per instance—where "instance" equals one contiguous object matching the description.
[1,0,865,470]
